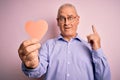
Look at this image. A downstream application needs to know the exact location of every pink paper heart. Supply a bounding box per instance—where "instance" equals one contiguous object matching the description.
[25,20,48,40]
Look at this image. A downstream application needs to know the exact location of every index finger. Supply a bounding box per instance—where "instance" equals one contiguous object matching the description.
[92,25,97,34]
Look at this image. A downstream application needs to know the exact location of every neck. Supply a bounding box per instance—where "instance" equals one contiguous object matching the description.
[62,33,77,41]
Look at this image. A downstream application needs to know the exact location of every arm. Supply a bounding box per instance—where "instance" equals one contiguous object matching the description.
[92,48,111,80]
[87,25,111,80]
[21,42,49,78]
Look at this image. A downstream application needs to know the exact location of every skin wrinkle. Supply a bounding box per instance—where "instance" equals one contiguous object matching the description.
[57,4,80,41]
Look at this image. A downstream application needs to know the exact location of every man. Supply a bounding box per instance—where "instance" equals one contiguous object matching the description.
[18,3,111,80]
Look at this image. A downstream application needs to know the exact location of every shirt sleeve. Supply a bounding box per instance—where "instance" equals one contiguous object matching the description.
[21,42,49,78]
[92,48,111,80]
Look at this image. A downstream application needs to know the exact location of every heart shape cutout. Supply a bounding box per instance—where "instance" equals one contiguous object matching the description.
[25,20,48,40]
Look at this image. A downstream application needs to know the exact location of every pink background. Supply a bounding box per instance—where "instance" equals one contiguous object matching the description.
[0,0,120,80]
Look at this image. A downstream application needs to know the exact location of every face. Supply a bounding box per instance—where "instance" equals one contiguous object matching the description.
[57,6,80,39]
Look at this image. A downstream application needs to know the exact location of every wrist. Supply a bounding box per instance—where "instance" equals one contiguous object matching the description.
[92,43,101,50]
[24,58,39,69]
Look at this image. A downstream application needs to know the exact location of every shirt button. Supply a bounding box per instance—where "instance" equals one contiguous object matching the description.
[67,73,70,77]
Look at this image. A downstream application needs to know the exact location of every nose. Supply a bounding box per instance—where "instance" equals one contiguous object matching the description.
[64,18,69,25]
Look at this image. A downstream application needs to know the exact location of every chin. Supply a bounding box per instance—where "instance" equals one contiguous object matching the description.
[63,32,74,37]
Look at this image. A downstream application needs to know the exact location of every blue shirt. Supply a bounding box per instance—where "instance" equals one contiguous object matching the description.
[22,35,111,80]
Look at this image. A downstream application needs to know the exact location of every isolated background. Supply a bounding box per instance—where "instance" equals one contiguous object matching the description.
[0,0,120,80]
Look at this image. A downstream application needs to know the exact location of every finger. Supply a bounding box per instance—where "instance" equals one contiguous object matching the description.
[92,25,97,34]
[19,49,38,62]
[22,38,40,48]
[18,38,40,53]
[25,50,38,61]
[24,57,39,68]
[87,34,95,44]
[25,43,40,55]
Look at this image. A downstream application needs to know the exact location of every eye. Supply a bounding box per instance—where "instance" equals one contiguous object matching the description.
[58,17,65,21]
[68,17,73,21]
[60,17,64,20]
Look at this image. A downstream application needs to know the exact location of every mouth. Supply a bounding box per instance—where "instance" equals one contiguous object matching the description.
[64,26,72,30]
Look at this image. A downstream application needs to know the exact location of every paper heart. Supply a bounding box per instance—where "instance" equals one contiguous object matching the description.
[25,20,48,40]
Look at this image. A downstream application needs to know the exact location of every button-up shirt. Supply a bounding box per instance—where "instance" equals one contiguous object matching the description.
[22,35,111,80]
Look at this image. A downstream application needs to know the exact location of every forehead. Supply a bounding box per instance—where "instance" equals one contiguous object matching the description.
[58,7,77,17]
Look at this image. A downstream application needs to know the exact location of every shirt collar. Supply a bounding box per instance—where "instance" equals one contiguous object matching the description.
[57,34,82,42]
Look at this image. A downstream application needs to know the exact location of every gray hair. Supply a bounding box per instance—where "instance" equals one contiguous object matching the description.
[57,3,78,17]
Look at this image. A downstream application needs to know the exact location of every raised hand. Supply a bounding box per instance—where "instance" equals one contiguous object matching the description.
[87,25,101,50]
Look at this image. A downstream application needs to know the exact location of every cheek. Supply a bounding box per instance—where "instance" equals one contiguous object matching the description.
[59,24,64,31]
[72,24,78,31]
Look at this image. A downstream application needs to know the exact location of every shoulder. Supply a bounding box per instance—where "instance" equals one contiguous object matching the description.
[80,38,92,50]
[41,37,57,47]
[39,37,58,54]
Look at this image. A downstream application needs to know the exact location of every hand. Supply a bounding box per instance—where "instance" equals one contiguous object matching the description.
[18,39,41,69]
[87,25,101,50]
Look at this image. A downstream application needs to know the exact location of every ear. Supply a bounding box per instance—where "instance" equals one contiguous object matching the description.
[78,16,80,22]
[77,16,80,24]
[56,18,60,27]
